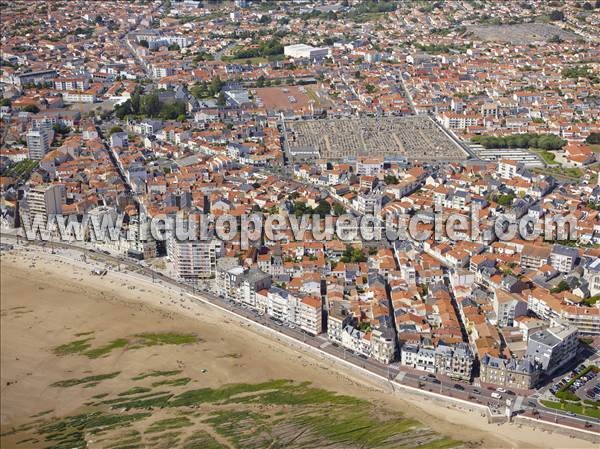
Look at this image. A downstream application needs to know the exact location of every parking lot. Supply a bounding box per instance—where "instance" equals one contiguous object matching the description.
[550,364,599,400]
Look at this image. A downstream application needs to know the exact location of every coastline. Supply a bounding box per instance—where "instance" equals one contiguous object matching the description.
[0,243,597,448]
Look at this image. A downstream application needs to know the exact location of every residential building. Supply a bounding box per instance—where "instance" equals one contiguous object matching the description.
[549,245,578,273]
[27,128,52,160]
[479,354,541,390]
[526,323,578,374]
[25,184,64,224]
[297,295,323,335]
[167,237,222,280]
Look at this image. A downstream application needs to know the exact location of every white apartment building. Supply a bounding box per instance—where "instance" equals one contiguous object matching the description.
[549,245,578,273]
[297,296,322,335]
[527,288,600,335]
[493,289,528,327]
[167,237,222,280]
[264,287,323,335]
[110,132,129,148]
[26,128,52,160]
[497,159,520,180]
[356,157,384,176]
[341,325,372,357]
[267,287,298,323]
[441,112,480,130]
[526,323,578,374]
[53,77,90,91]
[354,191,382,215]
[63,91,96,103]
[26,184,64,225]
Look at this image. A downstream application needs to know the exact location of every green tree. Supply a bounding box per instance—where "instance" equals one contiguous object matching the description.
[314,200,331,217]
[210,76,224,96]
[159,100,186,120]
[384,174,399,185]
[585,132,600,145]
[139,39,149,48]
[109,125,124,135]
[23,104,39,113]
[140,92,160,116]
[333,203,345,216]
[114,100,132,119]
[551,280,570,293]
[131,91,141,114]
[52,123,70,136]
[216,91,226,107]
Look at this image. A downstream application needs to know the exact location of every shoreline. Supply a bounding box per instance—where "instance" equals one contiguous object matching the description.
[1,242,598,448]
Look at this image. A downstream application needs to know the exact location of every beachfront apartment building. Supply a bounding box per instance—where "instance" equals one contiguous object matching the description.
[401,342,474,381]
[267,287,298,323]
[479,354,541,390]
[239,268,272,309]
[297,295,323,335]
[328,303,397,364]
[526,323,578,375]
[370,327,397,364]
[25,184,64,225]
[167,237,222,280]
[265,287,321,335]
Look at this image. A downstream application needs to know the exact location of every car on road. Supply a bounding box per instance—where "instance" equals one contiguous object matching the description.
[566,411,576,417]
[491,392,502,399]
[454,383,464,391]
[473,389,481,394]
[496,387,507,393]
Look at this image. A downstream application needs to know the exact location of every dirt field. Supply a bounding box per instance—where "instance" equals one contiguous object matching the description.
[0,244,595,448]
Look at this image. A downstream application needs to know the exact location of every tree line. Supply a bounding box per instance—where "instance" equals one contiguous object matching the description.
[471,133,567,151]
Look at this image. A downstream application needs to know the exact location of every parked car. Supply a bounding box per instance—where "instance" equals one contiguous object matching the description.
[491,392,502,399]
[496,387,507,393]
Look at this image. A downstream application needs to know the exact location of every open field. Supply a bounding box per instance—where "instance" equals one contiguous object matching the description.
[1,245,596,448]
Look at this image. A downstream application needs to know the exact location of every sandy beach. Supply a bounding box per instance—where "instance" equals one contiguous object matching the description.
[0,243,595,448]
